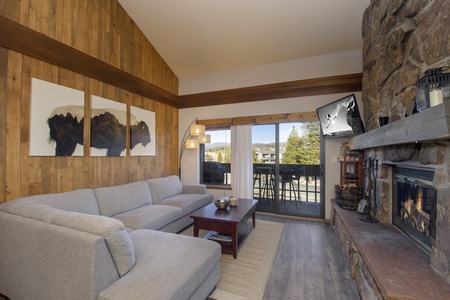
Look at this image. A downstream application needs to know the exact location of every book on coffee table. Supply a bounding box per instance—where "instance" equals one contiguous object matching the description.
[205,231,232,242]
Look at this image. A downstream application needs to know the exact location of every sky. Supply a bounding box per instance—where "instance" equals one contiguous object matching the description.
[207,123,303,145]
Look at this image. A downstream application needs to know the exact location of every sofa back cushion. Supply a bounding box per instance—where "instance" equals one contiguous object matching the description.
[147,175,183,204]
[0,201,60,223]
[51,211,135,277]
[12,189,100,215]
[94,181,152,217]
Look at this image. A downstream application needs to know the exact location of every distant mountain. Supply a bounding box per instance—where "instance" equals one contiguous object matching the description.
[205,142,230,149]
[252,142,286,147]
[206,142,286,149]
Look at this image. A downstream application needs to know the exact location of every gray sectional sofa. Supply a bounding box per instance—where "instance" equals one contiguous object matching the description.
[0,175,220,300]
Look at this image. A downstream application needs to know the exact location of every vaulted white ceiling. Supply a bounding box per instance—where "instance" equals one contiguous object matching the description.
[118,0,370,79]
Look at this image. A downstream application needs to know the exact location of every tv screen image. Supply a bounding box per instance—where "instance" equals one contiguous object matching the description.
[316,94,365,138]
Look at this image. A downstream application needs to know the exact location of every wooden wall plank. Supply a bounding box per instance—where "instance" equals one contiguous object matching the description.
[5,51,23,201]
[77,0,89,53]
[87,0,98,57]
[47,0,57,39]
[0,47,7,203]
[20,55,31,197]
[18,0,27,24]
[0,1,5,16]
[1,0,20,22]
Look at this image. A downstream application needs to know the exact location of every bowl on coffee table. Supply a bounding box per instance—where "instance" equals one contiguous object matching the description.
[214,198,230,209]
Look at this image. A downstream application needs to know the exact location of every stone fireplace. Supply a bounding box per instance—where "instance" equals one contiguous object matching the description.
[354,0,450,284]
[331,1,450,298]
[351,111,450,284]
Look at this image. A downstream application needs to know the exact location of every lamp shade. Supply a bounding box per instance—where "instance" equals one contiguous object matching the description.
[190,124,205,136]
[185,139,199,149]
[198,134,211,144]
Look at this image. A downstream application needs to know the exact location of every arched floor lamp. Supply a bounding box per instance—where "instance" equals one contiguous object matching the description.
[179,118,211,178]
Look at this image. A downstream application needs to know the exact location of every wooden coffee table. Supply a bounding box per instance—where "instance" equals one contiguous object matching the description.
[190,198,258,259]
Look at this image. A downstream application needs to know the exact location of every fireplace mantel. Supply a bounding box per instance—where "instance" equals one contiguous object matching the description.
[348,101,450,150]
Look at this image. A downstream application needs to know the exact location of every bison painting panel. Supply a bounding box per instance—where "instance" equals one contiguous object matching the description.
[90,111,127,156]
[131,121,151,149]
[47,105,151,156]
[47,112,84,156]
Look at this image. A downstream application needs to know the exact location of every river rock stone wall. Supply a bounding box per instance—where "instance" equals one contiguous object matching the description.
[361,0,450,283]
[362,0,449,129]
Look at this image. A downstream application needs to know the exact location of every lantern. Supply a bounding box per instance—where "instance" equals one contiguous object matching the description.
[415,67,450,111]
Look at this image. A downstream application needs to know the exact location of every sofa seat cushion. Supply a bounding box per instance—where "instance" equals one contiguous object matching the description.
[98,230,221,300]
[51,211,135,277]
[147,175,183,204]
[95,181,152,217]
[158,193,213,215]
[12,189,99,215]
[112,204,183,230]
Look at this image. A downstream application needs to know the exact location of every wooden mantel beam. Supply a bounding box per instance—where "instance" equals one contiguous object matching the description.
[349,101,450,150]
[0,15,179,107]
[179,73,362,108]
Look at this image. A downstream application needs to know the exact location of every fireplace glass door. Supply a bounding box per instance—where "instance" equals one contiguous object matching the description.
[393,167,436,253]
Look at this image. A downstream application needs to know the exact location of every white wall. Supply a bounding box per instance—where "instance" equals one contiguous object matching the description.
[179,50,364,220]
[180,50,364,94]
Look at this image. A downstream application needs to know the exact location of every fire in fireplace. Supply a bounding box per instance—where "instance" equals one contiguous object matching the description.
[393,166,437,253]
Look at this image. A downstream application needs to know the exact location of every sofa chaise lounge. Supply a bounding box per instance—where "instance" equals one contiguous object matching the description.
[0,175,220,300]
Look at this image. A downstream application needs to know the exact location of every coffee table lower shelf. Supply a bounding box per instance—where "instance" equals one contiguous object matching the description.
[191,198,258,259]
[203,220,254,258]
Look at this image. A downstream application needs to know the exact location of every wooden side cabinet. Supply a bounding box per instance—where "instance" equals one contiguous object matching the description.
[339,148,363,186]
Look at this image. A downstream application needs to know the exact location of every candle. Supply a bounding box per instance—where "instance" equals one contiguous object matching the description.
[429,89,443,107]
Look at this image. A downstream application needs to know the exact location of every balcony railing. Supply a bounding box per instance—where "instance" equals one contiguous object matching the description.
[202,162,321,203]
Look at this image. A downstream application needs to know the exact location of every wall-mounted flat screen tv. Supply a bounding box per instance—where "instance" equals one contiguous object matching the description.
[316,94,365,138]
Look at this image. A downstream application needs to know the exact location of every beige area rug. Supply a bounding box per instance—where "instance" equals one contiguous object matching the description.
[182,220,284,300]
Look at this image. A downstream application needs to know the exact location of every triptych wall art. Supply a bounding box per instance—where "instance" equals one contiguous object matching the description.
[29,78,155,157]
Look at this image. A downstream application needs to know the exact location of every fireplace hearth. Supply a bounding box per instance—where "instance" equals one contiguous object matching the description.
[393,166,437,253]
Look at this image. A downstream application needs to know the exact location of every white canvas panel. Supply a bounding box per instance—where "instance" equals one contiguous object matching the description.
[30,78,85,156]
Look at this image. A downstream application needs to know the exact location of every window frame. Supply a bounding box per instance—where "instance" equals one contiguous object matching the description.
[199,126,232,187]
[196,112,318,188]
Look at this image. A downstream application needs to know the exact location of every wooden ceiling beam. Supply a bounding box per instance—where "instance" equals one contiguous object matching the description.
[233,112,318,125]
[0,16,179,107]
[196,112,318,129]
[179,73,362,108]
[0,16,362,110]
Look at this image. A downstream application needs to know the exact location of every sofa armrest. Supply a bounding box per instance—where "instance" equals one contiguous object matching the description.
[182,183,207,194]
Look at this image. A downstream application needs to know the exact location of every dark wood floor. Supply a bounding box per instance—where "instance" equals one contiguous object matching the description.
[257,199,321,218]
[257,213,360,300]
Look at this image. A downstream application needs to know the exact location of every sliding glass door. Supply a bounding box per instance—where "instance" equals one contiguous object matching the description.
[252,122,322,218]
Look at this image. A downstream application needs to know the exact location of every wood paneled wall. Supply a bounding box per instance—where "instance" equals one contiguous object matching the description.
[0,0,179,203]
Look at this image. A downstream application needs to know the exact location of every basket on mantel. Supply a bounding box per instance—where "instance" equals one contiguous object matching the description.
[335,184,363,210]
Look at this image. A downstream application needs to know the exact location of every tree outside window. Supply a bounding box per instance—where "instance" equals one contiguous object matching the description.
[200,128,231,185]
[281,122,320,165]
